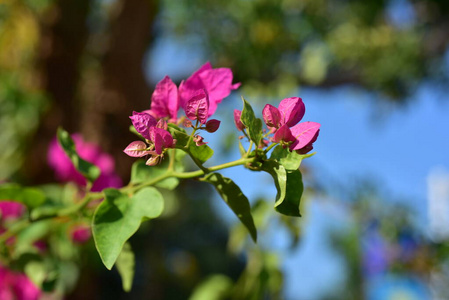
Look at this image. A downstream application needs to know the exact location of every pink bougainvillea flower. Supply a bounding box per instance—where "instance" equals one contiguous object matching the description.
[193,135,207,146]
[48,134,122,192]
[149,76,179,121]
[289,121,320,153]
[233,109,245,131]
[184,89,209,124]
[123,141,152,157]
[149,127,175,155]
[179,62,240,117]
[262,97,305,129]
[0,265,41,300]
[70,224,91,244]
[205,119,220,133]
[129,111,157,140]
[0,201,25,220]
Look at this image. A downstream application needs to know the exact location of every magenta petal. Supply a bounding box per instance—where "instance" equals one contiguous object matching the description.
[273,124,295,144]
[129,111,157,140]
[179,62,213,108]
[150,128,174,155]
[262,104,281,128]
[123,141,150,157]
[233,109,245,131]
[150,76,179,120]
[278,97,305,127]
[184,89,209,124]
[289,122,321,151]
[71,225,91,244]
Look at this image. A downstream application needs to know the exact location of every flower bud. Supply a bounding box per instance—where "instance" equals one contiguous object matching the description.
[156,119,168,130]
[262,104,281,129]
[193,135,207,146]
[183,119,193,128]
[233,109,245,131]
[205,119,220,133]
[71,225,91,244]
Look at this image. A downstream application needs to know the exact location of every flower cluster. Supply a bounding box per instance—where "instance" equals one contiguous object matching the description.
[48,134,122,191]
[124,62,239,164]
[234,97,320,154]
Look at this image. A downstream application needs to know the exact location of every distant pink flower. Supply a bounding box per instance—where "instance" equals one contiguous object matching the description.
[48,134,122,192]
[70,224,91,244]
[179,62,240,117]
[0,265,40,300]
[0,201,25,220]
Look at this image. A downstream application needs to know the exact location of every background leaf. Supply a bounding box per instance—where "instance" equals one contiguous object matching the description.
[116,242,135,292]
[203,173,257,242]
[93,187,164,269]
[0,184,45,209]
[240,98,262,146]
[56,127,100,183]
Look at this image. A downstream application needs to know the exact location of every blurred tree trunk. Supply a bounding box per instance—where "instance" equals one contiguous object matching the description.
[26,0,158,184]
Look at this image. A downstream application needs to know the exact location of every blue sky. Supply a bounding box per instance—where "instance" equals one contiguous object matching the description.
[147,36,449,299]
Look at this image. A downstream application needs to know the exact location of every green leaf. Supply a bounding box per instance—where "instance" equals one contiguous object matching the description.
[261,160,287,207]
[25,261,46,288]
[168,127,213,164]
[240,97,262,146]
[203,173,257,242]
[275,170,303,217]
[57,127,100,183]
[270,145,316,170]
[189,275,233,300]
[92,187,164,269]
[0,184,45,209]
[116,242,135,292]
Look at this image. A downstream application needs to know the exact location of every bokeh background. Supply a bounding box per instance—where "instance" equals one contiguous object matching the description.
[1,0,449,299]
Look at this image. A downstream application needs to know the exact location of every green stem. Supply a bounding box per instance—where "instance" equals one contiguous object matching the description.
[264,142,278,154]
[246,141,254,157]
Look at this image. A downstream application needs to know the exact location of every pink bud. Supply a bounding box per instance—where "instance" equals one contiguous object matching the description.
[129,111,157,140]
[289,121,320,151]
[205,119,220,133]
[183,119,193,128]
[71,225,91,244]
[278,97,305,127]
[262,104,281,129]
[233,109,245,131]
[184,89,209,124]
[156,119,168,130]
[193,135,207,146]
[146,155,161,166]
[123,141,151,157]
[150,128,174,155]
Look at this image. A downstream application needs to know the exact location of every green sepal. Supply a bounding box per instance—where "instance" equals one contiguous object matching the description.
[203,173,257,242]
[57,127,100,183]
[92,187,164,270]
[240,97,262,146]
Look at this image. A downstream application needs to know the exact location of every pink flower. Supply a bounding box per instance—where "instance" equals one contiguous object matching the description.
[70,224,91,244]
[0,265,41,300]
[123,141,152,158]
[289,121,320,153]
[179,62,240,117]
[48,134,122,192]
[150,127,175,155]
[262,97,305,129]
[148,76,179,121]
[0,201,25,220]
